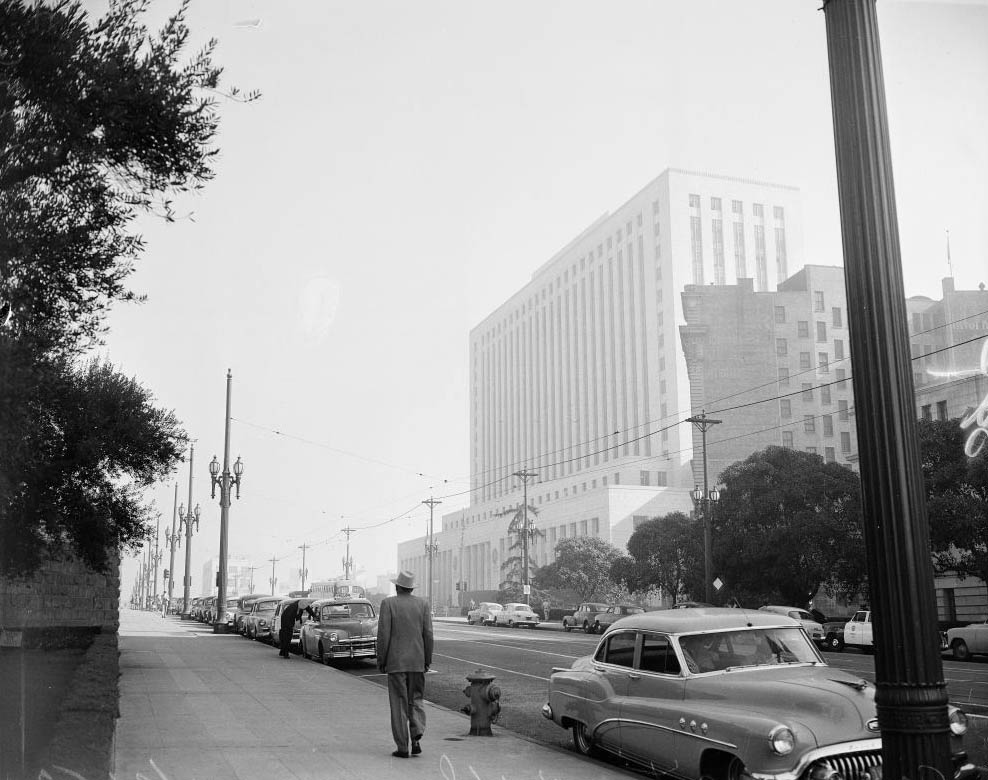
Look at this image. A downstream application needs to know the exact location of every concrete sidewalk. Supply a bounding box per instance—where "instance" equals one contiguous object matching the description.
[112,608,627,780]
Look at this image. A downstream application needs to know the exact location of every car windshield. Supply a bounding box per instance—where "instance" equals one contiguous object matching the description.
[678,627,820,673]
[320,603,374,620]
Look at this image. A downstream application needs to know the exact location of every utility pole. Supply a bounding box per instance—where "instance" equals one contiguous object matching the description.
[247,565,260,594]
[512,470,538,606]
[341,527,355,580]
[422,498,442,608]
[823,2,952,776]
[458,524,465,609]
[298,543,309,591]
[686,412,721,603]
[268,556,279,593]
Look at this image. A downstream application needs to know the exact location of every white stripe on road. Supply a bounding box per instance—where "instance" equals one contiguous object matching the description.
[434,652,551,682]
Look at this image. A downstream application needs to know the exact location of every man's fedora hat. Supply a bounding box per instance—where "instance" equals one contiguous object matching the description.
[392,570,416,590]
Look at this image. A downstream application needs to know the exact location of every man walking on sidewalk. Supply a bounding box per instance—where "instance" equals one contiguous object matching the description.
[376,570,433,759]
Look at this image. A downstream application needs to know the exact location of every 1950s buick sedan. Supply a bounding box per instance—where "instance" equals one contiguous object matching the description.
[542,608,975,780]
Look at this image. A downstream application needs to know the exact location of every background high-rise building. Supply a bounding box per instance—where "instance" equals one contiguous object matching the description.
[908,277,988,426]
[679,265,859,484]
[201,556,254,598]
[398,168,806,606]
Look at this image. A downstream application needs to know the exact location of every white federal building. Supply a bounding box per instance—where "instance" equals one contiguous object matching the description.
[398,168,806,606]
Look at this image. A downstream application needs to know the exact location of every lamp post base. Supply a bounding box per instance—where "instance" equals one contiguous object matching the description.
[180,613,193,621]
[212,623,231,634]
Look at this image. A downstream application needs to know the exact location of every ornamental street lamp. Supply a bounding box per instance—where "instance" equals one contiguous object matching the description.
[691,484,720,603]
[208,369,244,634]
[178,499,200,617]
[164,483,180,613]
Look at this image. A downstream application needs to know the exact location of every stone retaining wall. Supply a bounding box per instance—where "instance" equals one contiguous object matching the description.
[0,555,120,646]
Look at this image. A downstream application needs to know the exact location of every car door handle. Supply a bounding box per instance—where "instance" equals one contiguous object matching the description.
[627,672,641,680]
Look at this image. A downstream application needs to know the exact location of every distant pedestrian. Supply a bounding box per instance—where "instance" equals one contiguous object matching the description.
[542,599,551,622]
[278,599,302,658]
[376,570,434,759]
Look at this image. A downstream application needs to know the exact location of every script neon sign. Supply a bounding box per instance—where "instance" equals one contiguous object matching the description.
[959,338,988,458]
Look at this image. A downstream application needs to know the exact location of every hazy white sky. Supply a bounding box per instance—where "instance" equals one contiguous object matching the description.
[102,0,988,597]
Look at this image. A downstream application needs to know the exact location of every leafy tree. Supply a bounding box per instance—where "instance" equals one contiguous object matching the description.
[713,446,864,607]
[617,512,704,602]
[918,418,988,582]
[497,501,544,590]
[534,536,624,601]
[1,0,253,353]
[0,353,186,576]
[0,0,245,576]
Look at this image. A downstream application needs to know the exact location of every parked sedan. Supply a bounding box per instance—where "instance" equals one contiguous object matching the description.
[494,602,540,628]
[562,603,610,633]
[244,596,281,641]
[300,598,378,663]
[590,604,645,634]
[234,594,271,635]
[947,618,988,661]
[543,608,976,779]
[270,597,314,651]
[757,605,825,647]
[467,602,503,626]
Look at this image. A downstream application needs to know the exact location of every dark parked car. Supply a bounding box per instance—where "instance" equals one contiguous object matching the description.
[562,603,610,633]
[300,598,378,663]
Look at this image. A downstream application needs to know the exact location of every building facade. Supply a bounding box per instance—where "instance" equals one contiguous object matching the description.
[397,168,807,606]
[679,265,859,484]
[908,277,988,427]
[200,556,255,598]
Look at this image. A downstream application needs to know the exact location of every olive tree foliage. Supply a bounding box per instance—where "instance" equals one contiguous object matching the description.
[534,536,625,602]
[0,0,249,576]
[713,446,865,607]
[614,512,705,602]
[919,418,988,583]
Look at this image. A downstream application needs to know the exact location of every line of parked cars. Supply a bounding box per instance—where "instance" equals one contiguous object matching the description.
[234,593,380,664]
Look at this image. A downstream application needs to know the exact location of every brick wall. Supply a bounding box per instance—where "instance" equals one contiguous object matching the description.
[0,555,120,639]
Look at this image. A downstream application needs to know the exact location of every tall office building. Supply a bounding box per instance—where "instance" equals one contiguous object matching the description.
[679,265,859,485]
[398,168,806,606]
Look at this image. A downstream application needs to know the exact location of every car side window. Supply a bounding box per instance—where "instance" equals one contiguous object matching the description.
[640,633,680,675]
[594,631,636,667]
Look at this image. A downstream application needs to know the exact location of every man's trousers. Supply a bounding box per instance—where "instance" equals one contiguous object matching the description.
[386,671,426,751]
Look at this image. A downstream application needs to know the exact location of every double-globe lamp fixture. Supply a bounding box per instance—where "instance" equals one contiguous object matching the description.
[691,484,720,603]
[177,501,200,616]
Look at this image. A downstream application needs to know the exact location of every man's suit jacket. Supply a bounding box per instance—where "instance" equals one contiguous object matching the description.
[376,592,433,673]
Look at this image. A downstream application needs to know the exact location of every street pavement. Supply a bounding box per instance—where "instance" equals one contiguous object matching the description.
[112,608,629,780]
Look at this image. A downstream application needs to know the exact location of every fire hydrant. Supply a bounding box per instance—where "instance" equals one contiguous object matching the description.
[461,668,501,736]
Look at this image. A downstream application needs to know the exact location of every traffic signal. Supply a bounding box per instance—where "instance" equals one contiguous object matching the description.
[163,568,169,581]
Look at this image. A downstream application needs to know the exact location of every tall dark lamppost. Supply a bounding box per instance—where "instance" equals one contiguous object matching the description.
[690,484,720,602]
[178,500,200,617]
[209,369,244,634]
[164,482,180,614]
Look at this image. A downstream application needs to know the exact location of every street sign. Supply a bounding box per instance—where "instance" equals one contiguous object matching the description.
[713,577,724,592]
[523,585,531,595]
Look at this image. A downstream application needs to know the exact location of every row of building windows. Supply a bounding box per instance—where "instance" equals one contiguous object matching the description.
[781,430,852,456]
[921,401,950,421]
[775,304,844,329]
[690,194,785,221]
